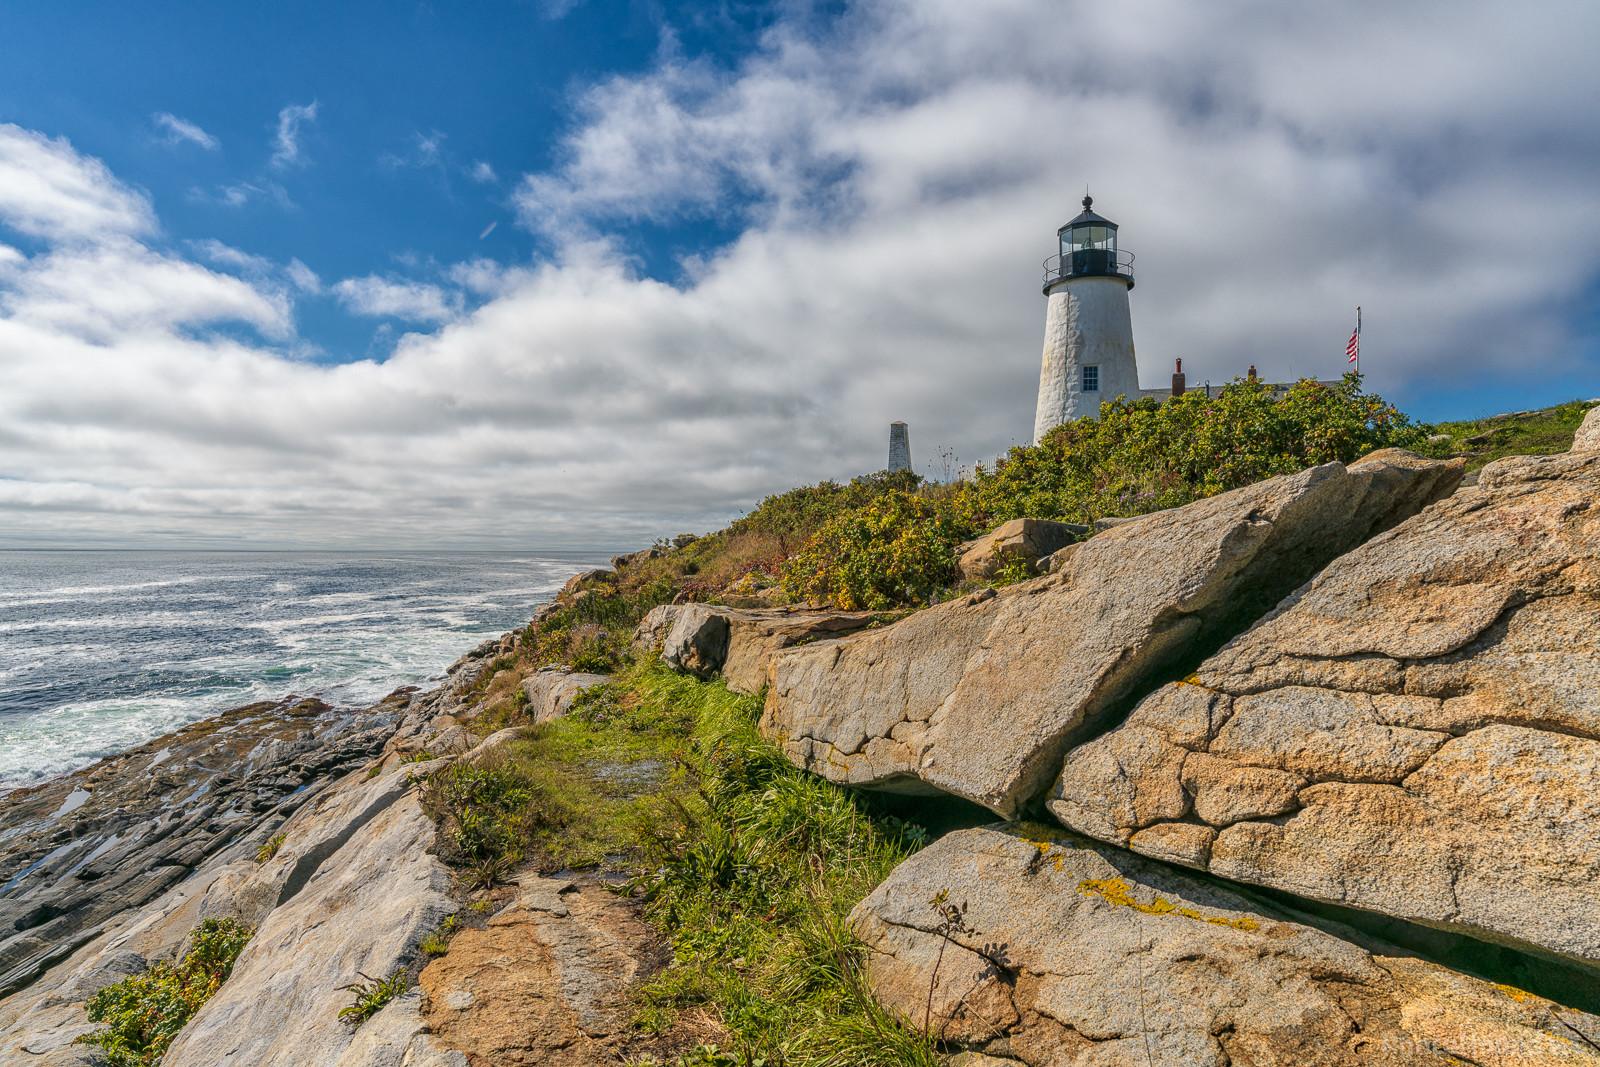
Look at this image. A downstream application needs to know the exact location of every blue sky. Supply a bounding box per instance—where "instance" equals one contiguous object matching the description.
[1,0,784,358]
[1,1,1597,548]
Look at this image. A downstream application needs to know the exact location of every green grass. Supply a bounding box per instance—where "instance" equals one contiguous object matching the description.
[420,914,461,957]
[1424,399,1596,469]
[624,666,940,1067]
[255,832,286,864]
[78,918,253,1066]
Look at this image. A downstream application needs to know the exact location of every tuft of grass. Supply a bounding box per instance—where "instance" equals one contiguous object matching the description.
[420,914,461,957]
[420,750,576,889]
[425,671,699,876]
[255,833,286,864]
[338,970,411,1026]
[78,918,253,1066]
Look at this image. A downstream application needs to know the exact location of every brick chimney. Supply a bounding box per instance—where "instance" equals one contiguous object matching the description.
[1171,358,1186,397]
[1247,364,1258,382]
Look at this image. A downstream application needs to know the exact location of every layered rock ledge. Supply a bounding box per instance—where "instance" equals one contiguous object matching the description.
[1052,447,1600,968]
[0,693,404,999]
[763,452,1463,816]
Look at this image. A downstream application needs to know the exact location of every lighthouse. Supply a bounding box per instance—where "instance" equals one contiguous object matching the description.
[1032,195,1138,440]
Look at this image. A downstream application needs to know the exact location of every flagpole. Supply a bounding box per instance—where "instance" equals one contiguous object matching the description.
[1355,305,1360,376]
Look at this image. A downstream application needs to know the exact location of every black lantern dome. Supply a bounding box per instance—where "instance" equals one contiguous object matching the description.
[1043,195,1134,292]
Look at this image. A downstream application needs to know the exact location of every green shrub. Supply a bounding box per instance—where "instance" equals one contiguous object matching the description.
[79,918,253,1066]
[780,491,974,610]
[728,470,922,549]
[338,970,410,1026]
[967,373,1426,527]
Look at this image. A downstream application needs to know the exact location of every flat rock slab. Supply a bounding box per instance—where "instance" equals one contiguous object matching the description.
[1052,448,1600,969]
[419,877,671,1066]
[850,826,1600,1066]
[763,453,1462,816]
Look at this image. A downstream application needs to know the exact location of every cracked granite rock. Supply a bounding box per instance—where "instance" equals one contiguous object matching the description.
[851,826,1600,1066]
[762,452,1462,816]
[1051,446,1600,968]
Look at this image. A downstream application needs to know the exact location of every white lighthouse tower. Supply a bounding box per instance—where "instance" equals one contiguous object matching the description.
[1033,195,1138,440]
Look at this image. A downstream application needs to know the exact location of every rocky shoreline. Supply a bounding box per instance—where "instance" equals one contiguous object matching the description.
[1,407,1597,1065]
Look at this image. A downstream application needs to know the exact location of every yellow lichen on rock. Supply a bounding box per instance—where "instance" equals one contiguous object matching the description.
[1077,877,1260,931]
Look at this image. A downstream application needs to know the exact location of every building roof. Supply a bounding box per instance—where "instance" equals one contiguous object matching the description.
[1058,194,1117,233]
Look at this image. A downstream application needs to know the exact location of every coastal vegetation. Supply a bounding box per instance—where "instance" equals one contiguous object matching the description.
[78,918,253,1066]
[1422,398,1595,468]
[423,662,940,1065]
[538,374,1430,619]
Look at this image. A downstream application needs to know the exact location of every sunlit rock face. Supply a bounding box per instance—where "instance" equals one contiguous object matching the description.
[762,451,1462,817]
[1052,446,1600,968]
[851,826,1600,1066]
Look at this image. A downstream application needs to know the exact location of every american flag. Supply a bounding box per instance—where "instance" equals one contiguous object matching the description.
[1346,306,1361,364]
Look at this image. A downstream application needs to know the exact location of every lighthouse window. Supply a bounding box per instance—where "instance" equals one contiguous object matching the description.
[1082,365,1100,392]
[1071,225,1113,251]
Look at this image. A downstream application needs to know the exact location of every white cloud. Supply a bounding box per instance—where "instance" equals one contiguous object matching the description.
[152,112,219,151]
[271,101,319,169]
[470,161,498,184]
[190,180,294,210]
[2,239,292,342]
[1,1,1598,549]
[190,238,274,273]
[332,275,459,322]
[286,258,321,293]
[448,257,519,295]
[382,130,447,171]
[0,125,155,241]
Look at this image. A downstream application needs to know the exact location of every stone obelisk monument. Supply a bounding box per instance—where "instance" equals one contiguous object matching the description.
[887,421,911,473]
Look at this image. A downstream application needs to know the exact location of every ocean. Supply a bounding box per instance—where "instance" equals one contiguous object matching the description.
[0,550,603,792]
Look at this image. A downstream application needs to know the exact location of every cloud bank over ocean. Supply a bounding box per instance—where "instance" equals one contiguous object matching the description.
[2,0,1597,548]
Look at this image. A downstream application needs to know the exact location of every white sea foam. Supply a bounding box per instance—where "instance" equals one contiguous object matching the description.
[0,550,603,792]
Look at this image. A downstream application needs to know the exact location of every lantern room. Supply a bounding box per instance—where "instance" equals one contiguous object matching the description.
[1044,195,1134,291]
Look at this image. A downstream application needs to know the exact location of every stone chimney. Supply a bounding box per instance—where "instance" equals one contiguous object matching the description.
[1171,358,1186,397]
[888,422,911,474]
